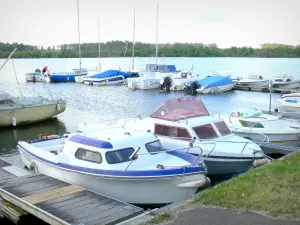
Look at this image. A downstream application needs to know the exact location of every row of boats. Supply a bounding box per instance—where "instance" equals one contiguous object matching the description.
[16,97,300,205]
[25,66,300,94]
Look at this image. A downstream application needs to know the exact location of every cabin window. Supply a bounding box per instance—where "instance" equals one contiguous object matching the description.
[239,120,264,128]
[145,141,164,154]
[75,148,102,164]
[215,121,231,135]
[106,148,135,164]
[193,124,218,139]
[154,124,192,141]
[287,79,291,82]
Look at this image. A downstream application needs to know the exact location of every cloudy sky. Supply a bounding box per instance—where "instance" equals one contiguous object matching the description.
[0,0,299,48]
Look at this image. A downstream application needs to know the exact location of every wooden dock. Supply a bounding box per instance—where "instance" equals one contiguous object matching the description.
[234,85,299,94]
[0,159,144,225]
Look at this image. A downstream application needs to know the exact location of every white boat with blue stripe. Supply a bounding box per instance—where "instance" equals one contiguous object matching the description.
[17,128,209,205]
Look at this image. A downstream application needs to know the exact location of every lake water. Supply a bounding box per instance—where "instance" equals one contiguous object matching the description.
[0,57,300,165]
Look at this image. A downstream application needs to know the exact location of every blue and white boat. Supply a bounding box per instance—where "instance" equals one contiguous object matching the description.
[48,68,88,82]
[184,75,238,94]
[83,70,133,85]
[18,127,210,205]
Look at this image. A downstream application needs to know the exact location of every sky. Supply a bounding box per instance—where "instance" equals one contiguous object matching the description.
[0,0,299,48]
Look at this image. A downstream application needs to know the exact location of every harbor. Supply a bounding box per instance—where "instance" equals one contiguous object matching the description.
[1,55,300,224]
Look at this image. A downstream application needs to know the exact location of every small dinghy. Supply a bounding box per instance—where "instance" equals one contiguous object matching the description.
[18,128,210,205]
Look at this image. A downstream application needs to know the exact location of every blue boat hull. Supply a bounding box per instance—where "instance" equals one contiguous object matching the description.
[49,73,87,82]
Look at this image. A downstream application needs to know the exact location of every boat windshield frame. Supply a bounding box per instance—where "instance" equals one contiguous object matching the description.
[150,97,210,121]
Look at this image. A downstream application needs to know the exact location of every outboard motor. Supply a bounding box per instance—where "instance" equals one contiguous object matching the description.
[159,76,173,91]
[184,81,201,95]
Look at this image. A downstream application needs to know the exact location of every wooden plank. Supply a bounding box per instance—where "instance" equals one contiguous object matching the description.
[0,160,10,167]
[50,201,120,224]
[0,174,48,188]
[89,208,143,225]
[4,180,69,198]
[21,185,84,204]
[35,191,91,210]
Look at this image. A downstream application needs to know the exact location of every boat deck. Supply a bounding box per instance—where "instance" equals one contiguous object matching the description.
[0,159,143,225]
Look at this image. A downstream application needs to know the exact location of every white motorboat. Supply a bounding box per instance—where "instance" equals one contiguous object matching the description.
[272,74,300,89]
[225,107,300,154]
[78,97,268,177]
[158,70,201,91]
[0,91,66,127]
[18,128,210,205]
[237,73,269,89]
[127,64,176,90]
[25,69,49,82]
[83,70,134,86]
[183,76,238,94]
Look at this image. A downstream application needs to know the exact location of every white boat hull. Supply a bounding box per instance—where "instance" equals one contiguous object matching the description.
[273,81,300,89]
[18,145,207,205]
[237,80,269,88]
[196,82,237,94]
[127,78,161,90]
[25,73,46,82]
[0,101,66,127]
[170,78,198,91]
[84,79,125,86]
[232,130,300,152]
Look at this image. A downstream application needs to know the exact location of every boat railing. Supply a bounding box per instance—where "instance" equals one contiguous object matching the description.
[173,115,189,124]
[122,116,142,128]
[96,116,142,127]
[124,145,206,171]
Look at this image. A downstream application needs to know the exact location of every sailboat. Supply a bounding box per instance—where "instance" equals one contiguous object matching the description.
[0,49,66,127]
[75,17,102,83]
[48,0,88,82]
[127,3,177,90]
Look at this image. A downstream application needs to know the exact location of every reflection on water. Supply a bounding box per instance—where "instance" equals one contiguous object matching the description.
[0,118,67,154]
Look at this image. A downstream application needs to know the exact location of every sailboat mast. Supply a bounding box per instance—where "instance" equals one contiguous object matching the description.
[98,17,101,71]
[132,9,136,71]
[77,0,81,69]
[155,0,158,66]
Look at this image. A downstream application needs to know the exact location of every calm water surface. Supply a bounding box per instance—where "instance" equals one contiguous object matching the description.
[0,57,300,165]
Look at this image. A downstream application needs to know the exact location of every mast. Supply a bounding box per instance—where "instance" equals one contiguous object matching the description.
[155,0,158,66]
[98,17,101,71]
[77,0,81,69]
[132,9,136,71]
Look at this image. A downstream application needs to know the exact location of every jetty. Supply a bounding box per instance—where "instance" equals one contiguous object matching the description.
[0,159,143,225]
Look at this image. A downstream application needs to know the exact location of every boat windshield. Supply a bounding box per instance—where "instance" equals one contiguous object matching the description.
[145,140,165,154]
[193,124,218,139]
[150,97,209,121]
[0,92,14,104]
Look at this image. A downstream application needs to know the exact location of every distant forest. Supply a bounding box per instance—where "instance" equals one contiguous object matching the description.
[0,41,300,58]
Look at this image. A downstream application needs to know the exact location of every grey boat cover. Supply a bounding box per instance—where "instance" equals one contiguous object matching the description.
[0,91,12,101]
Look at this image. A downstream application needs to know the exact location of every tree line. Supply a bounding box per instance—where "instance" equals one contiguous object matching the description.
[0,41,300,58]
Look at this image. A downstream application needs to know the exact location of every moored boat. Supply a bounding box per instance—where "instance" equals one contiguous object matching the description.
[48,68,88,82]
[224,107,300,154]
[272,74,300,89]
[184,76,238,94]
[237,73,269,90]
[0,91,66,127]
[83,70,133,85]
[78,97,269,177]
[18,128,210,205]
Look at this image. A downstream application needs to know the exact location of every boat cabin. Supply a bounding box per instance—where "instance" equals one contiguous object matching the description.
[145,64,177,73]
[147,97,232,141]
[273,74,293,83]
[27,128,185,170]
[248,74,264,80]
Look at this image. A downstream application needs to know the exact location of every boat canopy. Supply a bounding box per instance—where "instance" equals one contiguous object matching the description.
[236,107,263,118]
[199,76,232,87]
[146,64,177,73]
[89,70,132,79]
[150,97,210,121]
